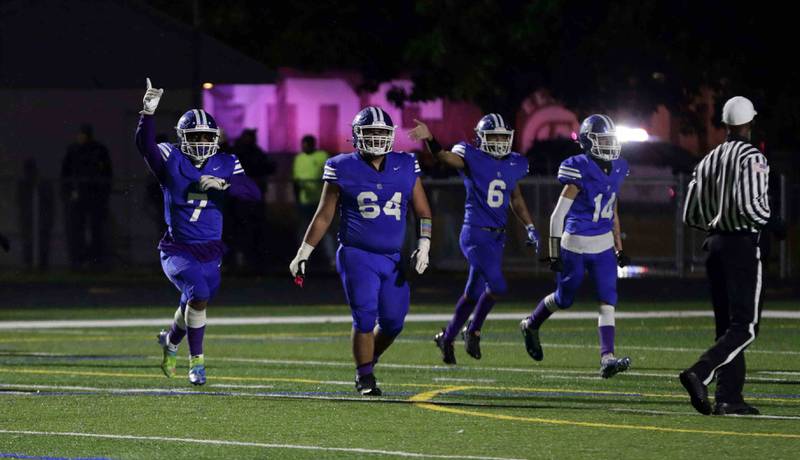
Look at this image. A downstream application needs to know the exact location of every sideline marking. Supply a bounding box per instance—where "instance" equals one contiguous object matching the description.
[1,310,798,330]
[0,429,522,460]
[409,387,800,440]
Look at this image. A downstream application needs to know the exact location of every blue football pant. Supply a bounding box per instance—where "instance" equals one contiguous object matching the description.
[160,252,221,304]
[459,225,507,300]
[554,247,617,308]
[337,245,410,336]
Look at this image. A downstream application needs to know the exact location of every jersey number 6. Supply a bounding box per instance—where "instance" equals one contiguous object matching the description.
[357,191,402,220]
[487,179,507,208]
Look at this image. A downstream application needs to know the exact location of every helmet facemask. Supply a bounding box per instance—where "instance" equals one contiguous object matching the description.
[477,129,514,158]
[587,132,621,161]
[178,128,220,163]
[355,125,395,156]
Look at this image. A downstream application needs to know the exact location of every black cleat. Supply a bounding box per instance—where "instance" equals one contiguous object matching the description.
[355,373,382,396]
[461,321,482,360]
[600,356,632,379]
[713,401,760,416]
[434,329,457,365]
[679,370,712,415]
[520,318,543,361]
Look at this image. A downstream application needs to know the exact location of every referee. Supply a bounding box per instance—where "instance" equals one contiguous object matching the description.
[680,96,785,416]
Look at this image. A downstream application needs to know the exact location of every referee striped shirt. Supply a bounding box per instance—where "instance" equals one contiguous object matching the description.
[683,136,771,233]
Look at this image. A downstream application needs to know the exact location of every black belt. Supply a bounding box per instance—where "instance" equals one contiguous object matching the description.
[478,226,505,234]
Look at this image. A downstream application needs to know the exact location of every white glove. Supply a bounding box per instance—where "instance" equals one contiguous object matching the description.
[141,77,164,115]
[411,238,430,275]
[199,175,230,191]
[289,242,315,278]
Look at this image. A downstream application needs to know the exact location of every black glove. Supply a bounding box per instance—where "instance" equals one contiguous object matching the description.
[0,233,9,253]
[765,215,787,241]
[616,250,630,268]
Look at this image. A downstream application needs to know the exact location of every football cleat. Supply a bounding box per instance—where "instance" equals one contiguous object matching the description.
[461,321,482,360]
[600,356,631,379]
[712,401,760,416]
[355,373,382,396]
[520,318,543,361]
[434,329,456,365]
[679,370,712,415]
[188,355,206,386]
[157,330,177,378]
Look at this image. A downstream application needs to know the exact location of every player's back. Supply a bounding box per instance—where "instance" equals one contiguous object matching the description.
[557,153,628,237]
[452,142,529,229]
[158,142,242,244]
[324,151,420,254]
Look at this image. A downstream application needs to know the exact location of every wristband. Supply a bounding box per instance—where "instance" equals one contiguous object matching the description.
[418,217,432,240]
[425,137,443,155]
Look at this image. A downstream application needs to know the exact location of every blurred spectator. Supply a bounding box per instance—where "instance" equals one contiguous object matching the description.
[17,158,54,270]
[224,129,275,274]
[292,135,335,265]
[61,124,112,270]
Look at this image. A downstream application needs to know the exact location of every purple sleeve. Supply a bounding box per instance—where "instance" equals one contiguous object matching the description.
[227,174,262,202]
[135,114,166,181]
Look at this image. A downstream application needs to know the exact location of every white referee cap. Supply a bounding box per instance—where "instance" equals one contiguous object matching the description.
[722,96,757,126]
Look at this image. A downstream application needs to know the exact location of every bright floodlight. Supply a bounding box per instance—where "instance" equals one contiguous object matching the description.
[616,126,649,143]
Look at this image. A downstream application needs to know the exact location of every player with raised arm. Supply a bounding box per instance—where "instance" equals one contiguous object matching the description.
[135,78,261,385]
[409,115,539,365]
[520,114,632,378]
[289,107,432,396]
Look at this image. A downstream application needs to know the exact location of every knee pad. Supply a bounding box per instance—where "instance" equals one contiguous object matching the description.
[552,291,574,309]
[351,309,378,333]
[184,306,206,329]
[598,303,615,327]
[486,276,508,296]
[377,314,406,337]
[173,305,186,329]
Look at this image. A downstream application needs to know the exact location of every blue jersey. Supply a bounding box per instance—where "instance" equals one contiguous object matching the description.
[157,142,244,244]
[324,151,420,255]
[557,153,628,236]
[452,142,529,228]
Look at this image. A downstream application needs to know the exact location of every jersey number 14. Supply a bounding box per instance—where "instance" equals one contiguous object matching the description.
[592,192,616,222]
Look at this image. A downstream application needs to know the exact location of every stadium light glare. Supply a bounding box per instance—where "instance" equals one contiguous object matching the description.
[616,126,649,143]
[202,82,214,90]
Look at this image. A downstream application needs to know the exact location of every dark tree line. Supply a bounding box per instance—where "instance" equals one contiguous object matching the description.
[148,0,799,158]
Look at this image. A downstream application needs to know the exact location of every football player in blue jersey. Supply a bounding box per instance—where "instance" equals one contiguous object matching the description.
[135,78,261,385]
[409,115,540,365]
[520,114,632,378]
[290,106,433,396]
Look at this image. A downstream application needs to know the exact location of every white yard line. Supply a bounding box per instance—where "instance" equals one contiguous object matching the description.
[1,310,798,330]
[609,407,800,421]
[0,429,523,460]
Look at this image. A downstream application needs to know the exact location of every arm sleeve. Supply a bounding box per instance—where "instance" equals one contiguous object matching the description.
[557,158,583,186]
[135,114,167,182]
[549,195,575,238]
[737,152,771,225]
[322,159,338,183]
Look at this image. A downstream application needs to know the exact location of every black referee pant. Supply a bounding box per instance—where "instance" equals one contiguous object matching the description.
[688,232,763,403]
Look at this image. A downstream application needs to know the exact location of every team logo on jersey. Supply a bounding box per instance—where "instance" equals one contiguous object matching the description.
[376,183,383,190]
[497,171,502,178]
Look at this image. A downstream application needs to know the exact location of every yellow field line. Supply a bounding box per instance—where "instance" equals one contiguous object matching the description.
[410,387,800,440]
[1,367,798,404]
